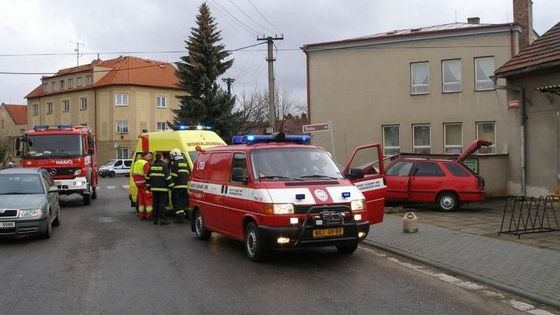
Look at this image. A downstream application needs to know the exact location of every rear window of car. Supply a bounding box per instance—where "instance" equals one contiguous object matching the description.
[414,162,445,177]
[444,162,469,177]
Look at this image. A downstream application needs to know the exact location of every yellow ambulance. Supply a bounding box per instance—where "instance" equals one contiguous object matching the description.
[128,126,226,208]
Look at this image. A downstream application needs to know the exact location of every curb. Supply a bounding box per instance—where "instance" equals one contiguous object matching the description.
[362,239,560,309]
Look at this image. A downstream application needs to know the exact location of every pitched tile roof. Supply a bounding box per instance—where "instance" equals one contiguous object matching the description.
[495,21,560,77]
[303,22,516,51]
[26,56,180,99]
[1,104,27,125]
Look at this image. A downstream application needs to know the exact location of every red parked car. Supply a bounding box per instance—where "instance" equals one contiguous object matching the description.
[385,140,491,211]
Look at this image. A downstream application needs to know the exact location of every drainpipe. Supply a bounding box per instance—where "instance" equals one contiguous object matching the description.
[493,78,527,196]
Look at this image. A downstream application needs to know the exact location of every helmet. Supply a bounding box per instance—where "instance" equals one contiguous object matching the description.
[170,148,183,160]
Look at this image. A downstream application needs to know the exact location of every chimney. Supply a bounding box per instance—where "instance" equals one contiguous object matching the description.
[513,0,534,52]
[467,17,480,24]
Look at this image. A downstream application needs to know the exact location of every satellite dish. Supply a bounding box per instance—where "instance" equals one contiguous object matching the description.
[113,143,119,149]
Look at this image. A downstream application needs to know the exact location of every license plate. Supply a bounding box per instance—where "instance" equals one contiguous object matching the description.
[313,227,343,238]
[0,222,15,229]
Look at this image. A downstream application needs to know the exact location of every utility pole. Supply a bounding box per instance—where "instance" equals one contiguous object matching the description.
[257,35,283,133]
[70,41,85,66]
[222,78,235,95]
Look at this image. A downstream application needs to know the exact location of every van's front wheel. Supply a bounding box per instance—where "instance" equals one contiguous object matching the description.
[245,222,268,262]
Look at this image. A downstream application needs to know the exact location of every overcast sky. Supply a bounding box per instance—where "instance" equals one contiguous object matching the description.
[0,0,558,106]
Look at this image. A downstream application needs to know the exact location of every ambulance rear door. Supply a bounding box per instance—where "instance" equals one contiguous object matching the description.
[343,143,386,224]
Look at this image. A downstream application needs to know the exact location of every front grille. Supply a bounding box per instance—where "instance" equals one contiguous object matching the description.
[0,209,18,217]
[294,204,350,215]
[48,167,80,177]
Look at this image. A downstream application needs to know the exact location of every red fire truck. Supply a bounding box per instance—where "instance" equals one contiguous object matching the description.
[16,125,98,205]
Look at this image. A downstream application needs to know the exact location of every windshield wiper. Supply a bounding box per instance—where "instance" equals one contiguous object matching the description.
[298,174,338,180]
[259,175,293,181]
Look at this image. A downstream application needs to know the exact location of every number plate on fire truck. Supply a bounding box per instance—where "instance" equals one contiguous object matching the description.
[0,222,16,229]
[312,227,343,238]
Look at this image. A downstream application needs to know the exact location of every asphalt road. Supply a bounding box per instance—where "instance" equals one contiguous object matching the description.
[0,177,525,315]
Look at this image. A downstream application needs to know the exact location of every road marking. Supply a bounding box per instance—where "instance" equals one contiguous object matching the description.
[107,186,115,190]
[123,185,129,189]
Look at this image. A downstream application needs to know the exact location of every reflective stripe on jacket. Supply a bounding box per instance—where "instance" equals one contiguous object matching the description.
[147,160,172,192]
[132,159,149,186]
[170,159,190,190]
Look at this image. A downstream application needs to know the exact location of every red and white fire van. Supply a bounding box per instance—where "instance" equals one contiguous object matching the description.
[189,134,386,261]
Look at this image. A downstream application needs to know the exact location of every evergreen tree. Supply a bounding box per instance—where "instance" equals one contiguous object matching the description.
[173,3,241,142]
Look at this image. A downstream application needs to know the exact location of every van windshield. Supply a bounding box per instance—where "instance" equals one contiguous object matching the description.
[251,148,343,181]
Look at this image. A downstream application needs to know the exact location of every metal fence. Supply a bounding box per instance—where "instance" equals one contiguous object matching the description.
[499,195,560,238]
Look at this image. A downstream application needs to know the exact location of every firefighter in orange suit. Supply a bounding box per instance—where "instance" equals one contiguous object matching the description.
[132,151,153,220]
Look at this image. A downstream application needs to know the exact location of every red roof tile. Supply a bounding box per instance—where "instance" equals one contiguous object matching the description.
[495,21,560,77]
[26,56,180,99]
[2,104,27,125]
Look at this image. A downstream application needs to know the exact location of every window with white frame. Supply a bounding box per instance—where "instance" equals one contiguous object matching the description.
[444,123,463,154]
[32,104,38,116]
[117,148,129,159]
[115,93,128,106]
[382,125,400,155]
[85,75,92,86]
[77,77,83,87]
[442,59,462,92]
[116,120,129,134]
[413,124,431,154]
[156,122,167,131]
[411,62,429,94]
[156,96,167,108]
[68,78,73,88]
[62,100,70,112]
[46,102,53,115]
[475,57,495,91]
[476,122,496,154]
[80,97,88,110]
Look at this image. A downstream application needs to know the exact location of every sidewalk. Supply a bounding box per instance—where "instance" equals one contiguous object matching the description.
[364,214,560,308]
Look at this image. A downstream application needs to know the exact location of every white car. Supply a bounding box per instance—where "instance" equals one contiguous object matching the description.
[99,159,132,177]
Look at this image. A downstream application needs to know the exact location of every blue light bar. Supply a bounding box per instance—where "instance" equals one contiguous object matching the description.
[173,125,213,131]
[231,134,312,145]
[342,192,351,198]
[296,194,306,200]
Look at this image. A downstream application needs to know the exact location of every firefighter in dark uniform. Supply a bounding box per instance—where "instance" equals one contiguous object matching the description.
[146,152,172,225]
[169,148,190,223]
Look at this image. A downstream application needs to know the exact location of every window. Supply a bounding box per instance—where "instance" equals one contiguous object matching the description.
[115,93,128,106]
[85,75,92,86]
[42,82,48,92]
[475,57,495,90]
[414,162,445,177]
[77,77,83,87]
[46,102,53,115]
[413,124,431,154]
[156,96,167,108]
[32,104,38,116]
[59,80,65,90]
[68,78,73,88]
[51,82,56,92]
[387,161,414,177]
[117,148,129,159]
[476,122,496,154]
[444,162,469,177]
[80,97,88,110]
[444,123,462,154]
[411,62,429,94]
[62,100,70,112]
[231,153,248,183]
[383,125,400,155]
[156,122,167,131]
[116,121,129,134]
[442,59,462,92]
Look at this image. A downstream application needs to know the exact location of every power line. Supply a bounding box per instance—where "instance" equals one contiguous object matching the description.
[247,0,281,34]
[224,0,274,34]
[208,0,259,36]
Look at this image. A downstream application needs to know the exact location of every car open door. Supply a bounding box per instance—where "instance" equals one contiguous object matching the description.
[343,143,386,225]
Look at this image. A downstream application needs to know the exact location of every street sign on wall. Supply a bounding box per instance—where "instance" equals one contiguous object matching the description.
[508,99,520,109]
[302,122,330,133]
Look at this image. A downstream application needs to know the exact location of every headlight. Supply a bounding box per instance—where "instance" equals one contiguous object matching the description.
[351,199,365,211]
[265,203,294,215]
[74,169,82,175]
[74,181,84,186]
[19,209,43,218]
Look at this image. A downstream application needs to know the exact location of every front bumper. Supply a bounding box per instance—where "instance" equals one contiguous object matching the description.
[258,221,370,249]
[54,177,89,195]
[0,217,49,237]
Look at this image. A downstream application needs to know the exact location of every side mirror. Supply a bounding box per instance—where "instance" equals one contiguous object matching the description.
[48,186,59,193]
[345,168,365,180]
[88,136,95,154]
